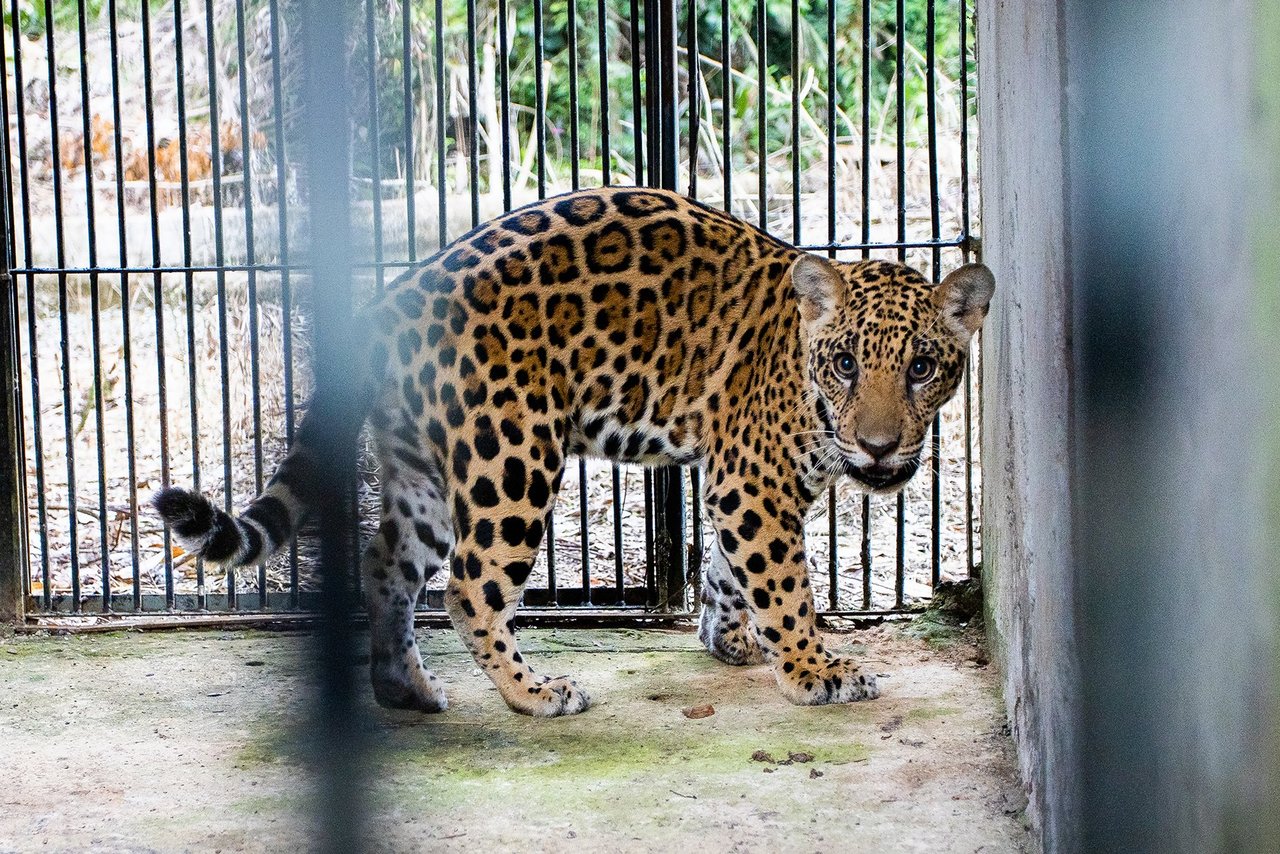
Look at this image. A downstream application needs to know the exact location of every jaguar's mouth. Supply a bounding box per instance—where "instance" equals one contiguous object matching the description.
[843,459,918,493]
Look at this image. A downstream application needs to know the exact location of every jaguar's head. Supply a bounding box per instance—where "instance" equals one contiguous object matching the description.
[790,255,995,494]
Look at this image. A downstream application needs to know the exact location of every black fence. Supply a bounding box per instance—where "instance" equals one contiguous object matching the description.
[0,0,977,620]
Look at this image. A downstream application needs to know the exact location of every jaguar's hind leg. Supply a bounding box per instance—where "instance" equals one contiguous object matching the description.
[698,540,765,666]
[443,450,588,717]
[363,466,454,712]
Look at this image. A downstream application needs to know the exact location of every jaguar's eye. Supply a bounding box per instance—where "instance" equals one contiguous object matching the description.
[833,353,857,381]
[908,355,937,383]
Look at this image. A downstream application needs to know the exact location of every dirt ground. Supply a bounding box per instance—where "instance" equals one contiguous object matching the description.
[0,623,1030,853]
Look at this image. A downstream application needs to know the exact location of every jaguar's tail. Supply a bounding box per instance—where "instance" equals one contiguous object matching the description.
[152,389,370,568]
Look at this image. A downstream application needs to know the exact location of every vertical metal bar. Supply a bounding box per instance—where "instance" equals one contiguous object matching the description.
[267,0,297,607]
[0,101,20,620]
[401,0,417,262]
[537,0,555,602]
[203,0,235,609]
[568,0,581,190]
[434,0,447,245]
[964,357,974,574]
[925,0,942,588]
[612,466,623,595]
[652,0,685,610]
[827,491,838,609]
[465,0,481,225]
[534,0,547,197]
[894,0,905,261]
[596,0,611,185]
[825,0,838,610]
[540,0,559,574]
[643,468,654,604]
[628,0,644,185]
[173,0,205,610]
[720,0,730,210]
[859,0,872,608]
[141,0,175,609]
[364,0,386,291]
[42,0,79,611]
[231,0,263,609]
[860,487,871,609]
[959,0,971,247]
[859,0,870,249]
[754,0,766,229]
[106,0,140,610]
[0,22,14,271]
[75,0,109,611]
[678,0,701,596]
[1,36,25,611]
[689,467,702,604]
[686,0,699,196]
[0,4,25,621]
[893,0,906,608]
[893,497,905,608]
[959,0,975,577]
[643,0,658,184]
[498,0,513,208]
[579,460,590,603]
[825,0,836,234]
[570,4,586,602]
[0,328,17,619]
[789,0,799,241]
[600,0,619,591]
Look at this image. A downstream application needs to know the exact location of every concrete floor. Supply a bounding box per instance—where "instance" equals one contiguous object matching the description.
[0,623,1030,853]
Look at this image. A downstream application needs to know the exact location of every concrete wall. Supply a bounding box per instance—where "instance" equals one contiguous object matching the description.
[977,3,1080,849]
[980,1,1280,851]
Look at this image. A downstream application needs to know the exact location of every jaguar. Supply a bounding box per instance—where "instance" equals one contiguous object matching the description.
[154,186,994,717]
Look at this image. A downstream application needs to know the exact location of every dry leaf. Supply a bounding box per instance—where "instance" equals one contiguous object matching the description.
[681,703,715,719]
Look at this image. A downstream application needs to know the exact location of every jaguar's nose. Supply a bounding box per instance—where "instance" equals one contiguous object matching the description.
[856,435,900,461]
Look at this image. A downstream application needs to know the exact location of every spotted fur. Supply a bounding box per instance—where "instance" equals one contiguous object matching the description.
[154,187,994,716]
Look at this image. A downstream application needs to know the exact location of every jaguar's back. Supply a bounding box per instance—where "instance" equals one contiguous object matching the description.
[368,187,802,470]
[155,186,994,718]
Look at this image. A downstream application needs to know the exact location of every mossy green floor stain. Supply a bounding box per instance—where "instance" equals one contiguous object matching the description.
[900,611,966,647]
[904,704,961,722]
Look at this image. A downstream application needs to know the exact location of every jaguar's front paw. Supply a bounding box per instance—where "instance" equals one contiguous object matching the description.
[773,653,879,705]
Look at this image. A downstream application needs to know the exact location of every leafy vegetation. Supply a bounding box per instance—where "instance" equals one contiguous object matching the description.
[346,0,966,193]
[11,0,967,201]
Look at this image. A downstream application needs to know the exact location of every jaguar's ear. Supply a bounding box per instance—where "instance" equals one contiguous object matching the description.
[790,254,845,325]
[937,263,995,339]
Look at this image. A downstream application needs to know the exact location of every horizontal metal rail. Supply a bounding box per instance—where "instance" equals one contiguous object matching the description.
[6,237,970,277]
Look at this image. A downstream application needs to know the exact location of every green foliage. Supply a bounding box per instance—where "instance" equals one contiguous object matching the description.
[15,0,967,192]
[346,0,967,188]
[6,0,100,37]
[4,0,167,38]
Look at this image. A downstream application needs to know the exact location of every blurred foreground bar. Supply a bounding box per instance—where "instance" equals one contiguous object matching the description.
[297,1,366,850]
